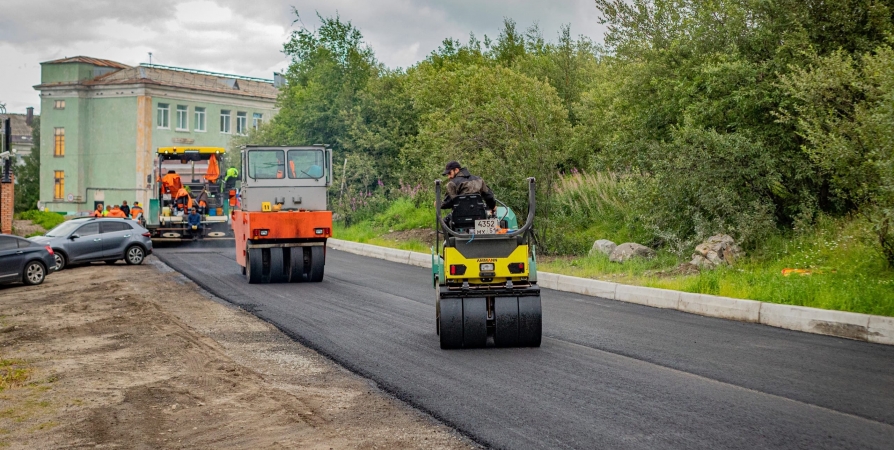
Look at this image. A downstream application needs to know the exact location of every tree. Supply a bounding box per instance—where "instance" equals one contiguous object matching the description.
[15,117,39,212]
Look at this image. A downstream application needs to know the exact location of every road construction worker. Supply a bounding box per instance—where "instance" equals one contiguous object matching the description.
[120,200,131,218]
[194,189,209,215]
[130,202,144,219]
[223,167,238,193]
[162,170,183,195]
[103,205,111,217]
[174,187,192,213]
[187,207,202,240]
[92,204,104,217]
[440,161,496,214]
[108,205,127,218]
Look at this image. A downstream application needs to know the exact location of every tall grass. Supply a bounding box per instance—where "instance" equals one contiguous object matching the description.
[14,210,66,231]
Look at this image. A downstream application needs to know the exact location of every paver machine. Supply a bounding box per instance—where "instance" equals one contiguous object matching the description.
[146,146,232,242]
[232,145,333,284]
[432,177,542,349]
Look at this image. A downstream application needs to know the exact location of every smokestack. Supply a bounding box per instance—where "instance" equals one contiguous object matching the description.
[26,107,34,126]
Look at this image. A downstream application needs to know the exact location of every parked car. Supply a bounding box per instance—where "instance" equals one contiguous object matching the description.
[30,218,153,271]
[0,234,56,286]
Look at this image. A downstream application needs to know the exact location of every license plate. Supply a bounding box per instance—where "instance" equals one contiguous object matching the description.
[475,219,499,235]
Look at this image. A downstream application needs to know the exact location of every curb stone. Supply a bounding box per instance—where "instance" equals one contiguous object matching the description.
[327,239,894,345]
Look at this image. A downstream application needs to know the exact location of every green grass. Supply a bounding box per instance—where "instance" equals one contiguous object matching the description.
[335,197,894,317]
[14,210,66,232]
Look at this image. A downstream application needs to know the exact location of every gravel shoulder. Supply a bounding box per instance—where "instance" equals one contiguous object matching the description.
[0,256,472,449]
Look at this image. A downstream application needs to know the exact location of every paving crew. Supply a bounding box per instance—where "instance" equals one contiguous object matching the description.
[108,205,127,218]
[162,170,183,195]
[103,205,111,217]
[92,204,104,217]
[440,161,496,215]
[187,207,202,240]
[174,187,193,213]
[223,167,238,190]
[194,189,209,215]
[130,202,144,221]
[120,200,131,218]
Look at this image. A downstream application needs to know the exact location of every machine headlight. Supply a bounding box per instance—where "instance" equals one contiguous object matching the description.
[480,263,495,272]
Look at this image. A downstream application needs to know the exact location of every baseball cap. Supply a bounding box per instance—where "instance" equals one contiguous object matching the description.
[442,161,461,175]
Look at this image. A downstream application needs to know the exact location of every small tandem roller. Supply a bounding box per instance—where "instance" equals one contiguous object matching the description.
[432,177,541,349]
[232,145,333,284]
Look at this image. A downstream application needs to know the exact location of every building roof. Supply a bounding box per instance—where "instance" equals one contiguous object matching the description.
[83,64,278,100]
[0,114,36,145]
[43,56,131,69]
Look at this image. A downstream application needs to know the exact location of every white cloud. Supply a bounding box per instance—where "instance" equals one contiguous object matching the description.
[0,0,606,114]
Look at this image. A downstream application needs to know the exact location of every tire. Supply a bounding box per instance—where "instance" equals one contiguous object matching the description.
[53,252,66,271]
[518,296,542,347]
[493,296,520,348]
[288,247,306,283]
[435,285,441,336]
[268,247,289,283]
[439,298,463,349]
[308,246,325,282]
[246,247,265,284]
[462,297,488,348]
[124,245,145,265]
[23,261,46,286]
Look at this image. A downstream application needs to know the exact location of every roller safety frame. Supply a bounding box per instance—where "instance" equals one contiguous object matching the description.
[433,177,542,349]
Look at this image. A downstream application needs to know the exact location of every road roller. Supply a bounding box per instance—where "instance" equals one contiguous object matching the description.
[232,145,333,284]
[432,177,541,349]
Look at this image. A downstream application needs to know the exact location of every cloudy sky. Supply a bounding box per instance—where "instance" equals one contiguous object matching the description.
[0,0,606,115]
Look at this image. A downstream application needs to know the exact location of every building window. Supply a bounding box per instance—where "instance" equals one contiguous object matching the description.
[54,100,65,109]
[157,103,170,129]
[54,128,65,156]
[236,112,247,135]
[220,110,231,134]
[176,105,188,130]
[194,107,206,132]
[54,171,65,199]
[252,113,263,130]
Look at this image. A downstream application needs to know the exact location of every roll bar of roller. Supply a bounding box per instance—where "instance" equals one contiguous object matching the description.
[435,177,536,239]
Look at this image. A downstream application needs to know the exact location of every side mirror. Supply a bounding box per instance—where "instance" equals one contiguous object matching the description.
[70,234,80,240]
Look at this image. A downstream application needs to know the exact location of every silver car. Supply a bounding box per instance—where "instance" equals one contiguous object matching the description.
[31,218,153,271]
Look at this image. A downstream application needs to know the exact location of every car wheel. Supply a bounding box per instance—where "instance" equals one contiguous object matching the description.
[53,252,66,271]
[23,261,46,286]
[125,245,145,265]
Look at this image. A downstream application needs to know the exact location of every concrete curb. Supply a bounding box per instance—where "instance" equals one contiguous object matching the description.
[327,239,893,345]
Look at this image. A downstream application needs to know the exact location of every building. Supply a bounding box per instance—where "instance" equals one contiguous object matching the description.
[33,56,279,214]
[0,108,37,164]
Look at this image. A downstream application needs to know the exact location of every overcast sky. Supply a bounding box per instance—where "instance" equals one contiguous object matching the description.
[0,0,606,115]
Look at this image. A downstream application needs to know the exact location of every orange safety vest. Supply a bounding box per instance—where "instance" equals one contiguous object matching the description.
[131,206,144,215]
[92,209,103,217]
[162,173,183,194]
[108,209,127,218]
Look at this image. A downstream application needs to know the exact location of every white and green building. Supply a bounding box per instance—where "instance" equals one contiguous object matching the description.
[34,56,279,213]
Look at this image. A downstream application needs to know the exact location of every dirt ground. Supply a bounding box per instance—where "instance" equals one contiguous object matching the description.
[0,257,473,449]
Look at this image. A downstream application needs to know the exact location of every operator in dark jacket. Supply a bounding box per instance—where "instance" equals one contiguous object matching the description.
[187,208,202,240]
[440,161,496,214]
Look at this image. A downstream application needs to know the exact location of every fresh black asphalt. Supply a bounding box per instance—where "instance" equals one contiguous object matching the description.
[155,246,894,449]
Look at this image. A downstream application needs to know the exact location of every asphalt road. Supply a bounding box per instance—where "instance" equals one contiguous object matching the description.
[155,246,894,449]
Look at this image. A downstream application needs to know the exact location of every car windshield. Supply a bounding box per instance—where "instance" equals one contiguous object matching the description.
[248,150,285,179]
[45,221,83,237]
[287,150,325,179]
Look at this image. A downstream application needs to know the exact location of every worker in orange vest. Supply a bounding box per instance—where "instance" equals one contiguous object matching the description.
[108,205,127,218]
[162,170,183,195]
[92,204,104,217]
[174,187,192,213]
[130,202,144,218]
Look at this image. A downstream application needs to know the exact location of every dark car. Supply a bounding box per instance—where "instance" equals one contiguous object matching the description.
[0,234,56,286]
[30,218,153,271]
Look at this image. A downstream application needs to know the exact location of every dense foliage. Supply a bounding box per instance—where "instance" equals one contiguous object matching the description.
[248,4,894,261]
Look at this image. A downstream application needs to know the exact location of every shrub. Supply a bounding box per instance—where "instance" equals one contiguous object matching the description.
[16,210,66,231]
